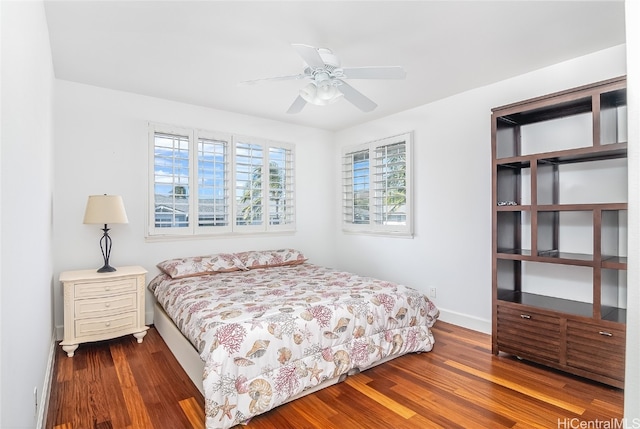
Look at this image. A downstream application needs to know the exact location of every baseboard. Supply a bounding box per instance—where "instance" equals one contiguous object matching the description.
[37,329,57,429]
[437,308,491,334]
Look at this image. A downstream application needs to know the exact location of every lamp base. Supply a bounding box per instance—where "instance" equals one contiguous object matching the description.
[97,264,117,273]
[97,224,117,273]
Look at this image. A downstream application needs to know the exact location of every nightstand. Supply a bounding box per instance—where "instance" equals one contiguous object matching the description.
[59,266,148,357]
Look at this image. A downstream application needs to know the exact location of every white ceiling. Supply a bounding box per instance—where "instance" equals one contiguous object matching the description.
[44,1,626,131]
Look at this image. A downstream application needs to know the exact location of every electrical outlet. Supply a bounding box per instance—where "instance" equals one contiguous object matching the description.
[429,287,437,298]
[34,387,38,416]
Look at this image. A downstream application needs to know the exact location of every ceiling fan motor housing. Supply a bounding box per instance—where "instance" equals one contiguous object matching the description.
[317,48,340,70]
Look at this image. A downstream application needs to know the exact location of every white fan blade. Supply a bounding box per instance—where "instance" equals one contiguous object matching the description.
[286,95,307,114]
[337,80,377,112]
[341,66,406,80]
[292,44,325,69]
[239,74,307,86]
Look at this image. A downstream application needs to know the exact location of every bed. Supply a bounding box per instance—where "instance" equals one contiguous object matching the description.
[149,249,439,429]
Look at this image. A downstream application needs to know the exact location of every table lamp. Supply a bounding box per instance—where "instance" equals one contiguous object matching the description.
[83,194,128,272]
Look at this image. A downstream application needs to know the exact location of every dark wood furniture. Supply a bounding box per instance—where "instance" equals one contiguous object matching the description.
[491,76,627,388]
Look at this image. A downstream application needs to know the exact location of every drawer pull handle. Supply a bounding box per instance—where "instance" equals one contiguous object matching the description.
[520,314,531,319]
[105,303,110,308]
[105,287,111,291]
[599,331,613,337]
[105,322,111,327]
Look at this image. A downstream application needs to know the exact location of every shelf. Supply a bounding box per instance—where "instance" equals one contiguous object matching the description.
[497,253,628,269]
[494,158,532,168]
[496,250,594,266]
[495,204,626,212]
[495,143,627,165]
[497,96,592,126]
[497,291,593,318]
[496,248,532,256]
[496,204,531,211]
[536,143,627,164]
[602,256,627,270]
[602,307,627,324]
[536,203,627,211]
[536,250,593,262]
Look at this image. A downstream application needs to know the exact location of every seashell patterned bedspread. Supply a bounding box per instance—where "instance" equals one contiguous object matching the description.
[149,263,439,429]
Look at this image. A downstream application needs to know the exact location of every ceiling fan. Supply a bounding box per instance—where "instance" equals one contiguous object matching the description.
[239,44,406,114]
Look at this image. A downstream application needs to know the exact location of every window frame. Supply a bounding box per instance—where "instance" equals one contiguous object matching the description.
[341,132,413,237]
[147,123,295,239]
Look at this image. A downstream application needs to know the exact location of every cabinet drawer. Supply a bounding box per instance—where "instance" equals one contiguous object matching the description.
[497,305,561,363]
[75,293,137,318]
[75,312,137,339]
[74,278,137,298]
[566,320,625,381]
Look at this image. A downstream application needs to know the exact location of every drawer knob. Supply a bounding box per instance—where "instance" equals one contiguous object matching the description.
[105,303,110,308]
[105,287,111,291]
[520,314,531,319]
[105,322,111,327]
[598,331,613,337]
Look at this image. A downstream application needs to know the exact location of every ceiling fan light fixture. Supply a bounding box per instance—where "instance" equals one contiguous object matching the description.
[316,80,338,101]
[299,81,341,106]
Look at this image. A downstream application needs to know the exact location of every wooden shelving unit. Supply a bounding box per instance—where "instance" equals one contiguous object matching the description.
[491,76,627,388]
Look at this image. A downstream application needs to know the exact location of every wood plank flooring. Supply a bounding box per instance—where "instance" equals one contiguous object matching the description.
[45,321,624,428]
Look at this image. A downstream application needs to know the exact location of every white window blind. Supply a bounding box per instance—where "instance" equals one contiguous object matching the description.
[152,131,191,231]
[373,141,407,226]
[342,132,412,236]
[269,146,295,227]
[196,135,230,231]
[343,149,370,225]
[235,140,264,227]
[148,123,295,238]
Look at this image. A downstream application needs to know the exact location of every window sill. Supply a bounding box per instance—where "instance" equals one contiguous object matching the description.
[341,229,414,239]
[145,230,297,243]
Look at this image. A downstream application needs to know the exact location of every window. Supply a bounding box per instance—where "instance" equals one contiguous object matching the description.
[148,123,295,237]
[342,132,412,236]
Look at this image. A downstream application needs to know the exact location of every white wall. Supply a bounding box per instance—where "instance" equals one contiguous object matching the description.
[52,81,337,333]
[1,1,55,428]
[334,44,627,333]
[624,0,639,421]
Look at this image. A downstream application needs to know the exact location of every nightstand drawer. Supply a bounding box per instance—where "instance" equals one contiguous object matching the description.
[75,293,137,318]
[75,312,137,339]
[75,277,137,298]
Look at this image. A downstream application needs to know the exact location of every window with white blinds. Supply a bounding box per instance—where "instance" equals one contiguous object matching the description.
[235,140,264,228]
[269,146,295,227]
[148,123,295,237]
[197,135,230,230]
[342,132,412,236]
[152,131,191,230]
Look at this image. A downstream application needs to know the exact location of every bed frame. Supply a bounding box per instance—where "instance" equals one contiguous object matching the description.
[154,301,206,394]
[153,301,400,402]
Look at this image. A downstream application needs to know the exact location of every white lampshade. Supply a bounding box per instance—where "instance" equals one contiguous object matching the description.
[83,195,129,225]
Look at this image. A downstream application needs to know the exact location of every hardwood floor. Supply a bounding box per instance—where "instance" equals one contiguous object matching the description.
[45,321,623,428]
